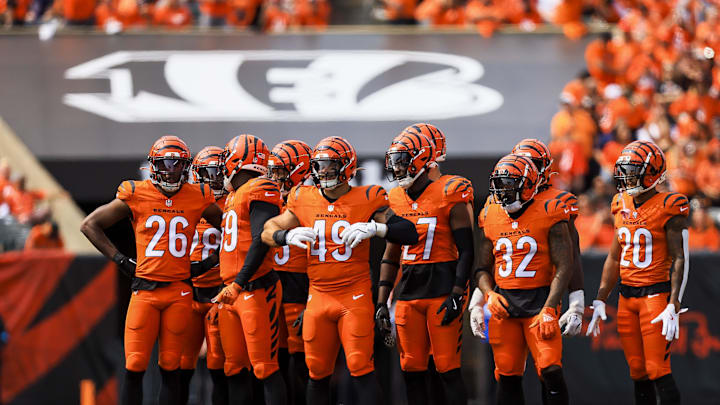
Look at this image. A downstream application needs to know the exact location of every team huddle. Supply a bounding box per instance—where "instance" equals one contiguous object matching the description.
[80,123,689,405]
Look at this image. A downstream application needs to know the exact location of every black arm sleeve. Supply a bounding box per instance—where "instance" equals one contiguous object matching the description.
[452,227,474,289]
[190,253,219,278]
[385,214,419,245]
[234,201,281,286]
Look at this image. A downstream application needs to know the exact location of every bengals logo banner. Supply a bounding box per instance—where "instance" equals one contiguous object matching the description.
[0,251,117,405]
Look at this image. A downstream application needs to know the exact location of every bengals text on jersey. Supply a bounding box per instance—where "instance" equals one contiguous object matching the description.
[285,184,388,379]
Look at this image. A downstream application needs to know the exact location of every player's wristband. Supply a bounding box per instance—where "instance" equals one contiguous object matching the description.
[273,230,288,246]
[381,259,400,268]
[378,280,394,289]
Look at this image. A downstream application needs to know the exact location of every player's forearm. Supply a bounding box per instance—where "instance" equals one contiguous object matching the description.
[566,223,585,292]
[261,218,283,247]
[475,270,495,295]
[546,222,572,307]
[236,201,279,285]
[452,227,474,289]
[545,265,571,308]
[377,243,401,304]
[596,257,619,301]
[80,219,119,259]
[669,257,685,308]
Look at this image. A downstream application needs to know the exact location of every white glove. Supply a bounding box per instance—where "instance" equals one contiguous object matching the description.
[286,227,317,249]
[559,290,584,336]
[585,299,607,337]
[340,220,388,248]
[469,288,486,338]
[651,304,684,342]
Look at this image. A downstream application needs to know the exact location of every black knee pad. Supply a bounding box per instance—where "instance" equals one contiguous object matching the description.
[497,375,525,405]
[540,367,568,405]
[654,374,681,405]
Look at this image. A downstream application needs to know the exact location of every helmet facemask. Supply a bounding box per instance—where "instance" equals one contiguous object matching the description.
[614,153,665,196]
[312,158,348,190]
[196,164,226,198]
[268,164,292,196]
[150,158,189,193]
[385,151,425,189]
[489,174,534,213]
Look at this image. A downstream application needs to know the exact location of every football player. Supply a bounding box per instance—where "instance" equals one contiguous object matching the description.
[586,140,688,405]
[179,146,228,405]
[261,136,418,405]
[511,139,585,338]
[401,123,446,181]
[375,130,474,405]
[80,136,222,405]
[473,154,573,405]
[267,140,313,405]
[211,134,287,405]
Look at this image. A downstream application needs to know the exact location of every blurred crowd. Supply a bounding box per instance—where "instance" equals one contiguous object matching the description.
[0,159,64,252]
[545,0,720,252]
[0,0,331,32]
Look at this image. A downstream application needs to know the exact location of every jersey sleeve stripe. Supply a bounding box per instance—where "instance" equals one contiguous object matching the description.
[554,200,561,210]
[375,187,384,197]
[201,184,206,197]
[556,191,569,200]
[662,193,680,207]
[365,186,374,200]
[129,180,136,194]
[670,196,688,207]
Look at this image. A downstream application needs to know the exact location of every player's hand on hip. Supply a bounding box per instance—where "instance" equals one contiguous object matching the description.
[651,303,687,342]
[486,291,510,320]
[530,307,559,340]
[340,220,387,248]
[586,300,607,337]
[212,282,241,306]
[286,227,317,249]
[559,290,584,336]
[469,288,486,338]
[375,303,395,347]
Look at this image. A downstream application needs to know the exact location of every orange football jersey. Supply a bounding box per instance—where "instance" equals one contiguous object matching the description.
[389,175,473,265]
[480,198,570,290]
[286,185,389,292]
[116,180,216,282]
[611,192,689,287]
[537,184,578,216]
[273,205,307,274]
[190,195,226,288]
[219,177,282,284]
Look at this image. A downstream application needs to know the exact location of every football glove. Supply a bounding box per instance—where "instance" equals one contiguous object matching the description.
[212,282,241,306]
[530,307,559,340]
[112,252,136,279]
[559,290,585,336]
[340,220,388,248]
[206,304,219,325]
[293,309,305,336]
[375,303,395,347]
[437,292,464,325]
[586,300,607,337]
[469,288,487,338]
[286,227,317,249]
[486,291,510,320]
[651,304,687,342]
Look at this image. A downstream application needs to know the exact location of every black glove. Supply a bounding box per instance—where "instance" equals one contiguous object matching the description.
[112,252,136,279]
[437,292,464,326]
[293,309,305,337]
[375,303,395,347]
[190,252,219,278]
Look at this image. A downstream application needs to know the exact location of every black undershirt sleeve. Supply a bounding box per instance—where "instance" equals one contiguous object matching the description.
[234,201,281,286]
[385,214,419,246]
[451,227,474,289]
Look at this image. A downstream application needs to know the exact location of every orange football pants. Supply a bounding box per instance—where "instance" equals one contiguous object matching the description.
[395,295,466,373]
[302,286,375,379]
[218,280,282,379]
[180,301,225,370]
[617,292,673,380]
[278,302,306,354]
[124,281,193,372]
[488,314,563,381]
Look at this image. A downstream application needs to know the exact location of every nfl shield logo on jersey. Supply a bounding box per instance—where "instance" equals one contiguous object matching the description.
[166,199,173,207]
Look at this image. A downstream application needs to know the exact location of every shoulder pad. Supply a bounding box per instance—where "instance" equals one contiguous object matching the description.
[364,185,387,201]
[443,176,474,203]
[116,180,136,200]
[662,192,689,217]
